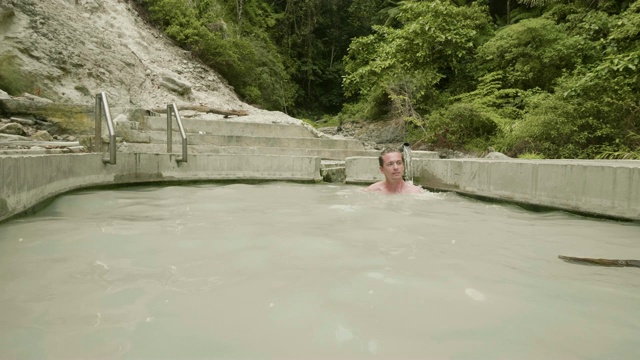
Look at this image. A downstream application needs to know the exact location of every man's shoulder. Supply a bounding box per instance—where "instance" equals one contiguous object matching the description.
[404,183,424,194]
[365,181,385,192]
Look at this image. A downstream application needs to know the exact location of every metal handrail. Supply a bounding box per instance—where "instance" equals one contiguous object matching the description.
[167,103,188,163]
[95,92,116,164]
[402,142,413,183]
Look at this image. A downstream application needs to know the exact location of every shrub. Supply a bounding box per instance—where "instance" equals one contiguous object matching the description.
[424,102,498,151]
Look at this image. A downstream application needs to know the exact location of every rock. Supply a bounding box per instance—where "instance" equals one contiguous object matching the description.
[0,0,243,108]
[32,130,54,141]
[77,0,102,13]
[340,120,404,144]
[113,114,128,123]
[10,117,36,126]
[0,89,10,100]
[437,149,469,159]
[159,71,193,96]
[318,126,339,136]
[321,166,346,183]
[20,93,54,103]
[0,123,27,136]
[0,133,31,141]
[485,151,511,159]
[67,146,85,153]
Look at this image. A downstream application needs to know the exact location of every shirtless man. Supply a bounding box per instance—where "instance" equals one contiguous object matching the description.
[365,148,424,194]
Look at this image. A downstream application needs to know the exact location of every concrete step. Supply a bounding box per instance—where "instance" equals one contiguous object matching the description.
[121,130,365,150]
[140,116,317,139]
[117,142,381,160]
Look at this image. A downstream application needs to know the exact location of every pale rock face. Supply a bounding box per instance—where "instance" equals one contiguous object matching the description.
[0,0,245,110]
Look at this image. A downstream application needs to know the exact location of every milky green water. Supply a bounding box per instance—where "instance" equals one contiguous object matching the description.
[0,183,639,359]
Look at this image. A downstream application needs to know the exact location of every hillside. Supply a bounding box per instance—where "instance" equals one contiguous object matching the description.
[0,0,261,113]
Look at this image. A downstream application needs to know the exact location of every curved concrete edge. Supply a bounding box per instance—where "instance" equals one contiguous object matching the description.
[344,156,640,221]
[0,153,321,223]
[414,159,640,221]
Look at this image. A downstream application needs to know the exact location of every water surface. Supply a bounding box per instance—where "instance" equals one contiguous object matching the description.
[0,183,638,359]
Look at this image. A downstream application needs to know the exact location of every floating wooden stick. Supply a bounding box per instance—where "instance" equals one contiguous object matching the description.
[558,255,640,268]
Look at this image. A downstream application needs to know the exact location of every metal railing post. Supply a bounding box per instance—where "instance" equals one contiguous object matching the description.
[95,92,116,165]
[167,105,173,153]
[166,103,188,163]
[402,142,412,183]
[94,95,101,152]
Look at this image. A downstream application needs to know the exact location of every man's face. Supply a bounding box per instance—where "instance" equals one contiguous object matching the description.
[380,152,404,181]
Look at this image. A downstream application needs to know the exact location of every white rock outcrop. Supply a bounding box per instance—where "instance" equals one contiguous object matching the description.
[0,0,244,111]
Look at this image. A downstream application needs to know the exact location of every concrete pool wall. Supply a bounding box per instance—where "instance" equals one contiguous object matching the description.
[347,157,640,221]
[1,153,639,222]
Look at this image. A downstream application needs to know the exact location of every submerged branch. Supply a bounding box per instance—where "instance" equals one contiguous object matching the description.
[558,255,640,268]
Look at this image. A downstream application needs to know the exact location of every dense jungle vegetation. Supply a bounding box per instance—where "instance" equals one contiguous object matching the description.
[137,0,639,159]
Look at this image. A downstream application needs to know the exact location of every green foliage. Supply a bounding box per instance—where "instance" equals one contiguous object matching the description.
[423,102,498,151]
[518,152,546,159]
[495,45,639,159]
[343,0,493,118]
[477,17,596,91]
[596,148,640,160]
[0,54,36,95]
[137,0,639,159]
[420,2,639,159]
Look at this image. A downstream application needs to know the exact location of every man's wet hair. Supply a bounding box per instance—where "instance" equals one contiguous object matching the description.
[378,147,403,166]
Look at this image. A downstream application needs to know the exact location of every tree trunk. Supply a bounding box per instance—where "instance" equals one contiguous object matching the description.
[149,105,248,117]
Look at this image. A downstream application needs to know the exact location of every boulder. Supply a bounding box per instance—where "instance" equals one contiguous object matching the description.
[0,123,27,136]
[159,71,193,96]
[32,130,54,141]
[485,151,511,159]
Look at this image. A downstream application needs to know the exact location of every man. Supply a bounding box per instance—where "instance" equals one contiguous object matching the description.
[365,148,424,194]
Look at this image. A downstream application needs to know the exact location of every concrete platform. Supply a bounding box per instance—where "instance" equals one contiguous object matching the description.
[123,130,365,150]
[0,153,321,223]
[118,143,382,160]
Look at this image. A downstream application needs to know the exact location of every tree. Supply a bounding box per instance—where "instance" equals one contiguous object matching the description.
[343,0,493,116]
[476,17,596,91]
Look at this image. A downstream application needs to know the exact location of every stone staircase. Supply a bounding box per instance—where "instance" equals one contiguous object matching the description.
[114,114,382,182]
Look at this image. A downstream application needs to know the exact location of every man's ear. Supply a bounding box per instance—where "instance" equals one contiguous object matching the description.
[379,166,384,173]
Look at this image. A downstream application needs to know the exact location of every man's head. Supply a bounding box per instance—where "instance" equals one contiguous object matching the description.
[378,147,403,166]
[378,148,404,182]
